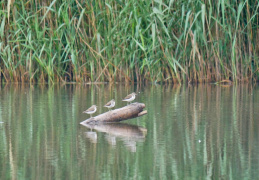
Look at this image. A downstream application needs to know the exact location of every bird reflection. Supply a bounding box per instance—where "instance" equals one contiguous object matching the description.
[82,123,147,152]
[85,131,97,144]
[105,134,117,146]
[123,140,137,152]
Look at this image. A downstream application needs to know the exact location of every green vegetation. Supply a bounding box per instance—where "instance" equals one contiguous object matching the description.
[0,0,258,83]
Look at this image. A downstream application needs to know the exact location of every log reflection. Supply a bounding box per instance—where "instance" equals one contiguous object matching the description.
[82,123,147,152]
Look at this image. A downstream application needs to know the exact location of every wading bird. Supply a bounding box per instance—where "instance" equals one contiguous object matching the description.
[104,99,115,111]
[122,92,137,105]
[83,105,97,118]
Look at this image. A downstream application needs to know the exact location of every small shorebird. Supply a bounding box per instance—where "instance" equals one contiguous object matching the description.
[122,92,137,105]
[83,105,97,117]
[104,99,115,111]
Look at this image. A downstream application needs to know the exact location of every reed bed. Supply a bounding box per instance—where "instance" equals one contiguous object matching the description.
[0,0,258,83]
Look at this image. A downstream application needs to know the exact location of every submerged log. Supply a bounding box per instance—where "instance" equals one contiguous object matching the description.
[80,102,147,125]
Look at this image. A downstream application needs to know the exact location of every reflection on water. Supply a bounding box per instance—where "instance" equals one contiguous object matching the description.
[0,83,258,179]
[82,123,147,152]
[85,131,98,144]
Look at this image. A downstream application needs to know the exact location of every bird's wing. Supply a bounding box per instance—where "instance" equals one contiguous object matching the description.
[85,106,95,112]
[104,101,112,107]
[123,94,132,100]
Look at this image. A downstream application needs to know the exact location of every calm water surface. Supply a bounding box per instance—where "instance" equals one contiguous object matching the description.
[0,84,258,179]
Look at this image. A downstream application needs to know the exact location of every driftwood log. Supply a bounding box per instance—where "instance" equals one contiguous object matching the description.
[80,102,147,125]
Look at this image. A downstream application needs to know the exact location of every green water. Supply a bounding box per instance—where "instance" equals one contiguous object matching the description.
[0,84,258,180]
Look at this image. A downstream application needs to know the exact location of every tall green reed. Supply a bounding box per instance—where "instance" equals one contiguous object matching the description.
[0,0,258,83]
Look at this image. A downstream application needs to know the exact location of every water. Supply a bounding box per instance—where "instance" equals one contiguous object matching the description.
[0,83,258,180]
